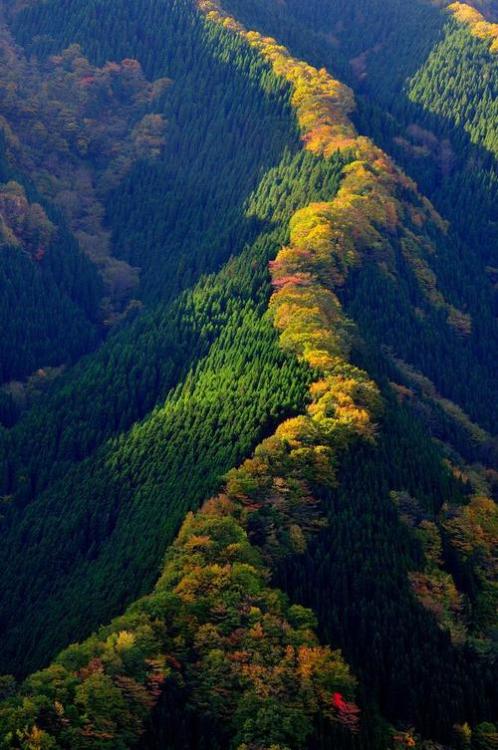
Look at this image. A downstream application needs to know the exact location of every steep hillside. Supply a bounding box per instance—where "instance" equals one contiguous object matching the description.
[222,0,498,267]
[0,0,496,748]
[0,0,318,677]
[0,0,295,395]
[0,145,102,395]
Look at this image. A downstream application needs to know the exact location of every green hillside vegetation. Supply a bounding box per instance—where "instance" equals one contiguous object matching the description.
[0,0,496,748]
[0,146,102,388]
[0,15,349,674]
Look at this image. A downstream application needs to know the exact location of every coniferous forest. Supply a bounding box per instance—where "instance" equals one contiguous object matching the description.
[0,0,497,748]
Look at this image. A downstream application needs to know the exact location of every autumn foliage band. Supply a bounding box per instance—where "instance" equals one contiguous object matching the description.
[445,2,498,53]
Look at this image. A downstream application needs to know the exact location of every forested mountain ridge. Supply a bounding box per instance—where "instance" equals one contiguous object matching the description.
[219,0,498,671]
[0,0,313,677]
[0,0,496,748]
[216,0,498,459]
[0,5,381,746]
[196,0,498,661]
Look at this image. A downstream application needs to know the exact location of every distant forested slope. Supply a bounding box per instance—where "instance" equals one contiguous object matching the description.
[0,144,102,393]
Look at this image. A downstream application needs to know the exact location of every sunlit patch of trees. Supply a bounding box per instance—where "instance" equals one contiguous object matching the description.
[447,2,498,52]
